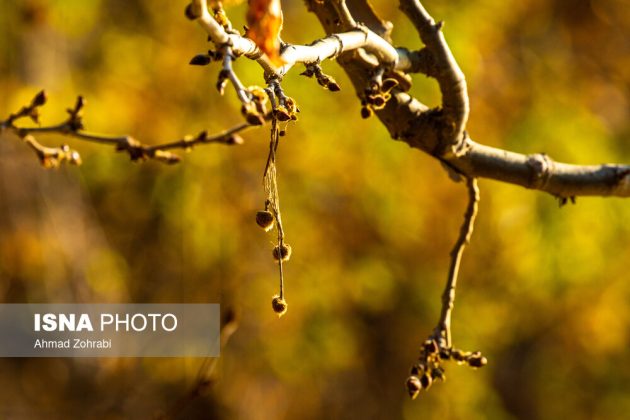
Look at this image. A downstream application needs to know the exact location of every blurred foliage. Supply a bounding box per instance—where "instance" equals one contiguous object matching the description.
[0,0,629,419]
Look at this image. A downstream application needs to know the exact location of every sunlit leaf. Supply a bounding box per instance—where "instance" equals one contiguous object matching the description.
[246,0,284,66]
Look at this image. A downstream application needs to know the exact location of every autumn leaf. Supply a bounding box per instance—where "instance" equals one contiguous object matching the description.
[246,0,284,66]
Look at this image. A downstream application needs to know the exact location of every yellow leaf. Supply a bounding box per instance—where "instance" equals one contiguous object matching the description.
[246,0,284,66]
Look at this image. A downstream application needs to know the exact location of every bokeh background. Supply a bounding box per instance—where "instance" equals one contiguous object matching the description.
[1,0,629,419]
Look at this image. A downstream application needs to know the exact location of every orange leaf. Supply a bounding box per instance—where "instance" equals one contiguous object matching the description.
[246,0,284,66]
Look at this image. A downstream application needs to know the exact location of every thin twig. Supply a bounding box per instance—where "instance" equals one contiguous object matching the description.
[1,91,252,167]
[433,177,479,348]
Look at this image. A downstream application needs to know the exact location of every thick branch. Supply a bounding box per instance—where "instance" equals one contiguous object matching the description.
[308,0,629,198]
[455,141,630,197]
[399,0,469,155]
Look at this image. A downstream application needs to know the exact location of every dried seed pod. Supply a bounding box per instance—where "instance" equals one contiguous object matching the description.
[271,295,287,316]
[256,211,275,231]
[272,243,292,262]
[405,376,422,399]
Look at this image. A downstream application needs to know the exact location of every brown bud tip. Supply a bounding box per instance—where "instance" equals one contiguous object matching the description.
[184,3,198,20]
[189,54,212,66]
[468,354,488,368]
[256,211,274,231]
[76,96,85,110]
[360,106,372,119]
[420,372,433,390]
[327,82,341,92]
[410,364,424,376]
[405,376,421,399]
[32,90,47,107]
[272,243,292,262]
[271,295,287,317]
[225,134,244,145]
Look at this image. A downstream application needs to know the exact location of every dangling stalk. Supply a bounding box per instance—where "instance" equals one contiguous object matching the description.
[263,88,288,307]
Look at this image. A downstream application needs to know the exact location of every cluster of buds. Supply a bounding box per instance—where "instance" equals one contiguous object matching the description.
[274,96,299,122]
[360,77,398,119]
[27,139,82,169]
[300,63,341,92]
[241,86,268,126]
[406,338,487,399]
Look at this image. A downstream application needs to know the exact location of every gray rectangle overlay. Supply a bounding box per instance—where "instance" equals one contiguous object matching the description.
[0,304,220,357]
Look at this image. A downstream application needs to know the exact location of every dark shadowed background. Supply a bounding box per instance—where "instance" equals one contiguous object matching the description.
[0,0,629,419]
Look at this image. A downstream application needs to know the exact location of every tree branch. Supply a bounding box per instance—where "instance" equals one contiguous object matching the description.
[188,0,415,78]
[306,0,629,198]
[399,0,469,156]
[1,91,251,167]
